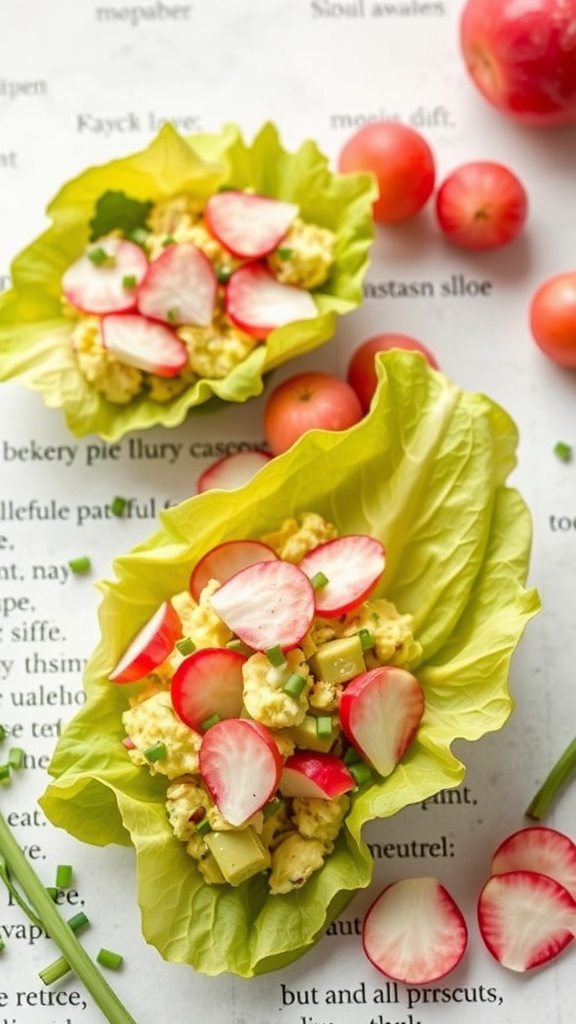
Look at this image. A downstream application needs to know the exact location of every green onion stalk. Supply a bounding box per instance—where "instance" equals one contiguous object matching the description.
[0,812,138,1024]
[526,736,576,820]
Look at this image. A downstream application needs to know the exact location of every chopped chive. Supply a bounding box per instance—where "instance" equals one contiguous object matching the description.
[0,724,6,741]
[266,645,286,667]
[200,713,221,732]
[67,911,90,933]
[357,628,375,650]
[97,948,124,971]
[0,764,10,784]
[216,265,232,284]
[162,235,175,248]
[110,495,128,517]
[88,246,115,267]
[276,247,293,260]
[310,570,329,590]
[282,673,307,699]
[8,748,24,770]
[0,937,5,953]
[316,716,333,739]
[56,864,73,888]
[144,741,167,763]
[127,227,149,247]
[196,817,212,835]
[46,886,58,900]
[176,636,196,656]
[121,274,137,289]
[343,746,362,766]
[554,441,572,462]
[263,797,284,819]
[166,308,177,324]
[68,556,91,575]
[526,736,576,820]
[349,762,373,788]
[39,955,72,986]
[226,639,253,655]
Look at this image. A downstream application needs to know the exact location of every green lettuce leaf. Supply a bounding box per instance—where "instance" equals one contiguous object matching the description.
[0,123,376,441]
[40,351,540,976]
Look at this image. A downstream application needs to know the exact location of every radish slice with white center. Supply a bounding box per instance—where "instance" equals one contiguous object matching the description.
[205,191,298,259]
[137,242,217,327]
[208,559,315,651]
[196,450,273,494]
[225,263,318,340]
[298,534,385,617]
[190,538,278,602]
[199,718,281,826]
[62,238,148,315]
[101,313,188,377]
[339,666,425,778]
[477,870,576,972]
[279,752,355,799]
[110,600,182,683]
[362,877,468,984]
[171,647,247,732]
[491,826,576,901]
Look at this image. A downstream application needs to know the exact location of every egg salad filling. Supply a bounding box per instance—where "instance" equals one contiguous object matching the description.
[117,513,422,895]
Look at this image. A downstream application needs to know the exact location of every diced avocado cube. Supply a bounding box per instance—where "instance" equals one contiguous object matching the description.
[198,853,226,885]
[204,827,271,886]
[308,635,365,685]
[285,714,339,753]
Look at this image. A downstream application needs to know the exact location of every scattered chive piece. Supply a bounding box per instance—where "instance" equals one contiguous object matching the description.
[349,762,373,787]
[176,636,196,656]
[166,308,177,324]
[0,764,10,784]
[276,247,293,260]
[121,274,137,289]
[282,673,307,699]
[263,797,283,819]
[0,937,5,953]
[162,235,175,247]
[56,864,73,889]
[358,628,375,650]
[526,736,576,820]
[97,948,124,971]
[144,741,167,763]
[39,955,72,986]
[216,265,232,284]
[88,246,115,267]
[46,886,58,900]
[316,716,333,739]
[266,645,286,667]
[201,713,221,732]
[8,748,24,770]
[67,911,90,933]
[68,556,91,575]
[0,724,6,741]
[196,817,212,836]
[226,639,253,655]
[554,441,572,462]
[310,570,329,590]
[127,227,149,247]
[110,496,128,517]
[343,746,362,766]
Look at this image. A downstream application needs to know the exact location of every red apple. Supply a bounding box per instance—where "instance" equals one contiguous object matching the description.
[460,0,576,126]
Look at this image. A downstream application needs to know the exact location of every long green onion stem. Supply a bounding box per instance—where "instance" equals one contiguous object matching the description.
[526,736,576,820]
[0,812,138,1024]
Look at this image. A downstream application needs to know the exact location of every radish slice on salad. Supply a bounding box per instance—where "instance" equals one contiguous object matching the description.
[299,534,386,617]
[62,238,148,315]
[279,751,355,799]
[205,190,298,259]
[477,870,576,972]
[362,877,468,984]
[339,666,425,778]
[101,313,189,377]
[199,718,282,826]
[171,647,247,732]
[491,826,576,901]
[196,450,273,494]
[137,242,217,327]
[208,559,315,651]
[225,263,318,340]
[190,538,278,602]
[109,600,182,683]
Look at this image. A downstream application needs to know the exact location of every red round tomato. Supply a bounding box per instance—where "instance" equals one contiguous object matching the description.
[337,122,435,224]
[435,161,528,250]
[347,335,439,413]
[529,272,576,368]
[264,372,363,455]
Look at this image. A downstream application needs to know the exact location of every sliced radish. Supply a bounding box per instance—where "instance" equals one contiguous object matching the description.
[299,534,385,618]
[205,190,298,259]
[491,826,576,901]
[339,666,425,778]
[279,751,355,799]
[109,601,182,683]
[199,718,281,826]
[101,313,188,377]
[171,647,247,732]
[62,238,148,315]
[362,877,468,984]
[196,449,273,494]
[208,559,315,651]
[225,263,318,340]
[477,870,576,972]
[190,538,278,602]
[137,242,217,327]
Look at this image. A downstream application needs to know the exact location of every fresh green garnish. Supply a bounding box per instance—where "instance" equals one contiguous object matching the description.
[282,673,307,698]
[349,761,373,788]
[97,948,124,971]
[357,628,374,650]
[216,265,232,284]
[121,274,137,289]
[554,441,572,462]
[310,570,329,590]
[88,246,115,267]
[315,716,333,739]
[68,556,91,575]
[144,741,167,763]
[526,736,576,820]
[88,190,153,243]
[55,864,73,888]
[196,817,212,836]
[200,713,221,732]
[162,235,175,248]
[110,496,128,517]
[276,247,293,260]
[265,645,286,667]
[176,636,196,656]
[166,308,177,324]
[39,955,72,986]
[0,764,10,784]
[8,748,24,770]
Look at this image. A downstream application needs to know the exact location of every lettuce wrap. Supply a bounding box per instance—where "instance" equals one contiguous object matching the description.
[40,351,540,976]
[0,122,376,441]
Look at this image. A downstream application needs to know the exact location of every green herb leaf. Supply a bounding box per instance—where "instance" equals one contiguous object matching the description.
[88,190,153,243]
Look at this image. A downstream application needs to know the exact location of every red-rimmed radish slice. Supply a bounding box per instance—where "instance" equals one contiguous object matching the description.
[62,238,148,315]
[196,449,273,494]
[190,539,278,602]
[279,751,355,799]
[101,313,188,377]
[339,666,425,778]
[225,263,318,340]
[137,242,217,327]
[208,559,315,651]
[205,191,298,259]
[491,826,576,901]
[171,647,247,732]
[362,877,468,984]
[477,870,576,972]
[199,718,281,826]
[298,534,385,617]
[109,601,182,683]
